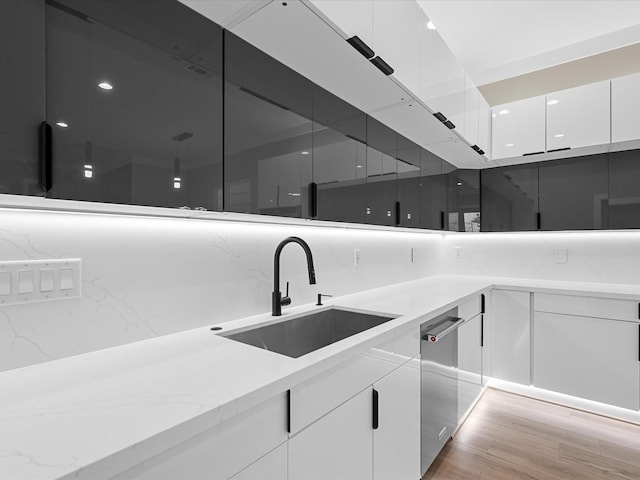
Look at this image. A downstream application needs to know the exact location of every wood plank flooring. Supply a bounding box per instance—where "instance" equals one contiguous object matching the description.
[423,388,640,480]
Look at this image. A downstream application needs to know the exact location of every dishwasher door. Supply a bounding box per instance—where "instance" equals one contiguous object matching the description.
[420,308,462,474]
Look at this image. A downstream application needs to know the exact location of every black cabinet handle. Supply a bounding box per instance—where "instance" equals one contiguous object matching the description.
[309,182,318,218]
[536,212,541,231]
[480,314,484,348]
[548,147,571,153]
[39,121,52,192]
[440,211,445,230]
[372,388,379,429]
[346,36,375,59]
[522,151,545,157]
[286,389,291,433]
[395,201,401,227]
[480,293,485,314]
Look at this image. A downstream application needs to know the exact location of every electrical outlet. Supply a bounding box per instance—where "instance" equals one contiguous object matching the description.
[354,248,360,267]
[553,249,568,263]
[455,246,463,259]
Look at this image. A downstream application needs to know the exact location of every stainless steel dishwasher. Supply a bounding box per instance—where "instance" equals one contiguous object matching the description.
[420,307,465,475]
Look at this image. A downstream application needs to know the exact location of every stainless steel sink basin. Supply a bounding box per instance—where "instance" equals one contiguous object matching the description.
[221,308,396,358]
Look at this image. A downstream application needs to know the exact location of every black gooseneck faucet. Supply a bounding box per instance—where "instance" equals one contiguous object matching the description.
[272,236,316,316]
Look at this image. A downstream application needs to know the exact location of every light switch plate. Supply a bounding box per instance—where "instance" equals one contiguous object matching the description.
[0,259,81,306]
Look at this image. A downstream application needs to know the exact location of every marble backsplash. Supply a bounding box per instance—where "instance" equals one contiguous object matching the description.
[0,208,443,372]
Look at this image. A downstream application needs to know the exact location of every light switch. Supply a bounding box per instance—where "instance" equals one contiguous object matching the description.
[0,271,11,296]
[60,268,74,290]
[18,270,34,294]
[40,269,55,292]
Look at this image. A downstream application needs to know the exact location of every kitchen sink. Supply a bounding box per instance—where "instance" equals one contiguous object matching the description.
[220,307,396,358]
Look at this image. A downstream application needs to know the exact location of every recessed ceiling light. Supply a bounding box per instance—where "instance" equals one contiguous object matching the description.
[426,21,436,30]
[457,182,462,186]
[300,151,309,155]
[547,99,559,105]
[356,165,363,169]
[492,113,496,118]
[56,121,68,128]
[83,164,93,170]
[498,109,510,115]
[554,133,564,138]
[505,143,514,147]
[98,82,113,90]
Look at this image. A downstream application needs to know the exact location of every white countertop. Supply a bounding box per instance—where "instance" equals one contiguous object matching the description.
[1,274,639,479]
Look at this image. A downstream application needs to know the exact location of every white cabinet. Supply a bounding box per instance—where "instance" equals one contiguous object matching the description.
[612,72,640,143]
[457,313,483,420]
[229,443,287,480]
[546,81,610,151]
[490,290,531,385]
[373,358,421,480]
[371,0,422,95]
[492,96,546,160]
[534,311,639,410]
[478,95,491,157]
[464,73,479,147]
[115,393,288,480]
[309,0,373,47]
[289,387,373,480]
[533,293,640,411]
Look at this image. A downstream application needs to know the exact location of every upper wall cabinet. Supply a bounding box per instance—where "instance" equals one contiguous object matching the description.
[313,87,367,224]
[0,0,44,196]
[492,96,546,160]
[224,31,312,218]
[608,149,640,229]
[611,72,640,144]
[463,74,479,148]
[446,169,480,232]
[546,81,610,151]
[538,153,608,231]
[396,135,422,228]
[309,0,373,48]
[366,118,397,227]
[477,95,491,158]
[46,0,223,209]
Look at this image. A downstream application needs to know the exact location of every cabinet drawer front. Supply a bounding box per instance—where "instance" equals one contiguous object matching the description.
[459,294,482,321]
[291,330,417,435]
[535,293,639,321]
[115,394,287,480]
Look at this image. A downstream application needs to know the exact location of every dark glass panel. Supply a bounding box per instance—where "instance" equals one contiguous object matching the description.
[366,118,397,226]
[0,0,44,196]
[224,32,312,217]
[539,154,608,230]
[46,0,223,209]
[420,149,444,230]
[446,169,480,232]
[396,135,421,228]
[481,163,539,231]
[609,149,640,229]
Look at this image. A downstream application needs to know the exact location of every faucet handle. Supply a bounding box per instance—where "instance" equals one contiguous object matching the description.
[281,281,292,307]
[317,293,333,306]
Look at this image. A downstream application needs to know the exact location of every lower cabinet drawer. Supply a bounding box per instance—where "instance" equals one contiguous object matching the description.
[533,311,640,411]
[535,292,639,322]
[290,328,418,435]
[113,393,288,480]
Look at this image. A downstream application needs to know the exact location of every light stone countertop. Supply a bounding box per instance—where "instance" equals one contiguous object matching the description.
[0,274,638,480]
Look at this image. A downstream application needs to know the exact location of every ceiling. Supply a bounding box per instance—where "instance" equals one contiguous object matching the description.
[417,0,640,105]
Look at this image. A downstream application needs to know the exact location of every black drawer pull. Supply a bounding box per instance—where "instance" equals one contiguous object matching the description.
[39,121,52,192]
[372,389,379,429]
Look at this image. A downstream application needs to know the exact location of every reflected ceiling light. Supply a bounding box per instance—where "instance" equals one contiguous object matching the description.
[288,192,301,197]
[426,21,436,30]
[356,165,363,168]
[554,133,565,138]
[492,113,496,118]
[505,143,514,147]
[56,121,68,128]
[173,177,181,189]
[498,109,510,115]
[98,81,113,90]
[300,151,310,155]
[83,164,93,179]
[547,99,559,105]
[457,182,463,186]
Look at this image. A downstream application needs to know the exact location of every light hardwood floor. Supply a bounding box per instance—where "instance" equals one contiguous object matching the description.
[423,388,640,480]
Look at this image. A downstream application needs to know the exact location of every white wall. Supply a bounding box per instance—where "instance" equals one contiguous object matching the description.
[443,230,640,284]
[0,207,443,372]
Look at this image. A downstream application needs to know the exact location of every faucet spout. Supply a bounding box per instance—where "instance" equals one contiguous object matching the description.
[272,236,316,316]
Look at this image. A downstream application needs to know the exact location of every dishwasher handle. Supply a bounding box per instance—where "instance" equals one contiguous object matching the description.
[422,316,464,343]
